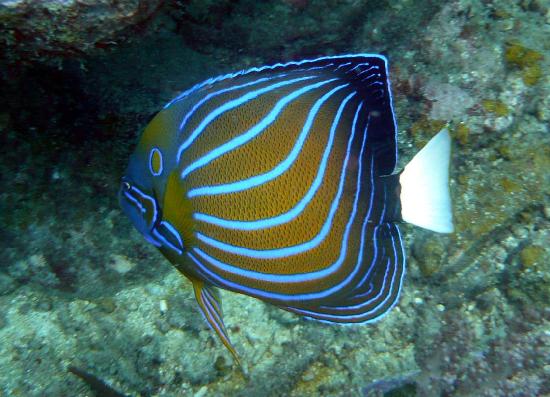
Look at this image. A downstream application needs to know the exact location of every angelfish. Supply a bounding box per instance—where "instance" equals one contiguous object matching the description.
[119,54,453,365]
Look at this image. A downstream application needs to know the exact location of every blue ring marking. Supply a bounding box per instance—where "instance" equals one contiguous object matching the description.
[195,91,357,257]
[188,82,348,199]
[176,75,319,164]
[149,147,163,176]
[177,73,290,135]
[164,54,389,109]
[181,78,341,179]
[185,101,373,301]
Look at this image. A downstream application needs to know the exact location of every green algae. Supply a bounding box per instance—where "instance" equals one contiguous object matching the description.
[520,245,545,269]
[409,117,446,147]
[452,122,470,145]
[482,99,509,117]
[413,237,446,277]
[504,42,544,86]
[500,177,521,193]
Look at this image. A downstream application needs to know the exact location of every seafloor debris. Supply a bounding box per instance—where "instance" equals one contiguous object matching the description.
[68,366,128,397]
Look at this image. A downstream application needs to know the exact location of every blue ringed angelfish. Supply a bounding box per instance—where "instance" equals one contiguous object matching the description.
[119,54,453,367]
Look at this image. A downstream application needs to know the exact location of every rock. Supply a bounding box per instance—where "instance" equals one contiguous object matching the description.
[0,0,164,65]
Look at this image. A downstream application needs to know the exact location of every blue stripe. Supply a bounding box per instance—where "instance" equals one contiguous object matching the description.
[346,62,370,73]
[181,78,341,179]
[294,225,404,323]
[144,234,162,248]
[352,196,386,291]
[166,53,397,173]
[152,228,182,255]
[161,221,184,248]
[188,83,349,199]
[176,75,319,164]
[177,74,289,135]
[128,186,159,227]
[202,287,222,317]
[123,190,145,214]
[195,91,357,256]
[335,62,352,70]
[123,186,162,248]
[152,220,184,255]
[201,290,229,340]
[356,65,379,76]
[288,262,393,322]
[164,53,389,109]
[291,256,391,318]
[313,153,379,297]
[360,73,382,82]
[185,101,370,301]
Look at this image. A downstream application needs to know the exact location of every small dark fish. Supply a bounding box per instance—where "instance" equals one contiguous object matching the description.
[68,366,128,397]
[119,54,453,365]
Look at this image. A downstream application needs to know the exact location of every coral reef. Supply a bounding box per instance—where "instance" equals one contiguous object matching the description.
[0,0,549,396]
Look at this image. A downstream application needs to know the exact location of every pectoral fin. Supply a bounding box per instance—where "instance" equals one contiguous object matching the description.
[191,278,241,368]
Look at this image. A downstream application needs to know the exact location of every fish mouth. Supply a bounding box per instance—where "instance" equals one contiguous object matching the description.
[119,178,162,247]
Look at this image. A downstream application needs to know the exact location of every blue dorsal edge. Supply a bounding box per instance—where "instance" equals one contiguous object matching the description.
[165,54,398,175]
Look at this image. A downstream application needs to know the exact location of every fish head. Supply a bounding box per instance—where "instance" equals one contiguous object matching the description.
[119,111,173,247]
[119,171,162,248]
[119,107,187,251]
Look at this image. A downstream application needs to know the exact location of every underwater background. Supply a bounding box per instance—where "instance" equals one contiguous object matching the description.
[0,0,548,396]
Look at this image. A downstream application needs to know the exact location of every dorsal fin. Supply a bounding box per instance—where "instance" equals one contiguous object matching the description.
[165,54,397,175]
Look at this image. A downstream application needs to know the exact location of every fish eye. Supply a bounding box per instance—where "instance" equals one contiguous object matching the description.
[121,181,131,191]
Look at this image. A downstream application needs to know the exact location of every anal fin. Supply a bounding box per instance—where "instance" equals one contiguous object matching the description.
[191,278,242,369]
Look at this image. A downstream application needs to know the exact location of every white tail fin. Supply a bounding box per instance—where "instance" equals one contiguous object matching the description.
[400,128,453,233]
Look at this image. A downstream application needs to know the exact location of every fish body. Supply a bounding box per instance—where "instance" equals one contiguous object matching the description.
[119,54,453,364]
